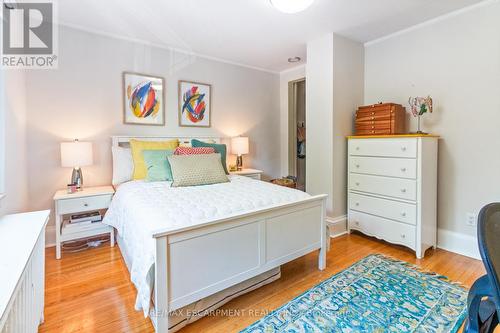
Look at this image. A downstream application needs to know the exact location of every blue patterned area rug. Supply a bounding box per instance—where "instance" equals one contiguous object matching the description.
[241,254,468,333]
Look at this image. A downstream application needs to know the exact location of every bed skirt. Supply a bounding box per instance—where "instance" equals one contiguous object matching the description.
[116,234,281,332]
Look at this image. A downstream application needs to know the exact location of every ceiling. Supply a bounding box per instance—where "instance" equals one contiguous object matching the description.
[55,0,483,72]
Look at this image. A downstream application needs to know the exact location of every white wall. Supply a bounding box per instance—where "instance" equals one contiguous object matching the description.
[0,70,4,208]
[332,34,364,220]
[23,26,281,244]
[306,34,335,215]
[0,70,29,216]
[306,33,364,223]
[365,1,500,256]
[279,65,305,176]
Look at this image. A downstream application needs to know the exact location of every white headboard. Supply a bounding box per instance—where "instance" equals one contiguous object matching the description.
[111,135,223,147]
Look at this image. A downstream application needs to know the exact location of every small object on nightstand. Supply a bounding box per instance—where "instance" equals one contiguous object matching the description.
[231,136,249,171]
[53,185,115,259]
[229,164,237,172]
[229,168,263,180]
[67,183,77,194]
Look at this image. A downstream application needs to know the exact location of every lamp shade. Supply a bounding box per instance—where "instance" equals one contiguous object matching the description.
[231,137,249,155]
[61,140,93,168]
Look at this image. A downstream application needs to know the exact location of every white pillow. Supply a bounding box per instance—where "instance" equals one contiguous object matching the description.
[112,146,133,185]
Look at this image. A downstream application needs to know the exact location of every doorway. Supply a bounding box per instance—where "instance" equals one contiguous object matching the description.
[288,78,306,191]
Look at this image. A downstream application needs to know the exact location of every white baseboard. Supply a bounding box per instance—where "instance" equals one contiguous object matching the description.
[437,228,480,260]
[45,225,56,248]
[326,215,347,238]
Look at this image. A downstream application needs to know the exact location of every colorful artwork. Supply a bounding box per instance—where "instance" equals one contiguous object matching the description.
[178,80,211,127]
[123,72,164,126]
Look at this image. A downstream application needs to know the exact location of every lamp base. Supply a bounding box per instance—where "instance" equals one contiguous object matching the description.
[71,168,83,190]
[236,155,243,171]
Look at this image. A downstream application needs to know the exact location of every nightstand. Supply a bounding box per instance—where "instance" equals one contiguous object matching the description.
[230,168,263,180]
[53,186,115,259]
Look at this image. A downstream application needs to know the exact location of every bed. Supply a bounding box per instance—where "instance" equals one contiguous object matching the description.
[104,136,328,333]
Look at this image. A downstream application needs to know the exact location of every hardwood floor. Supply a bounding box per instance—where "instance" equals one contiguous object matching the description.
[40,233,486,333]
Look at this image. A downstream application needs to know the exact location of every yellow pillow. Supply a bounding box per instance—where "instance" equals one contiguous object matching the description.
[130,139,179,180]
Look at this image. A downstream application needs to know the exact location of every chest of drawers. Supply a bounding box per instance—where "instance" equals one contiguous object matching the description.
[355,103,406,135]
[347,135,438,258]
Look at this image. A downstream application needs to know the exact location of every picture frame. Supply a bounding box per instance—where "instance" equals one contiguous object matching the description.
[123,72,165,126]
[178,80,212,128]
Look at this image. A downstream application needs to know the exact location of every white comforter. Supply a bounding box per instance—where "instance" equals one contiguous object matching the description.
[103,176,309,316]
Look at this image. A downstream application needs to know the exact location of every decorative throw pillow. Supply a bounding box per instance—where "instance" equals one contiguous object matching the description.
[174,147,215,155]
[191,139,229,174]
[168,154,229,187]
[130,139,179,180]
[143,150,174,182]
[111,146,133,186]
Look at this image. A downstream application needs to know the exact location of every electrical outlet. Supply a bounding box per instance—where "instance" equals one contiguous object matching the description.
[466,213,477,227]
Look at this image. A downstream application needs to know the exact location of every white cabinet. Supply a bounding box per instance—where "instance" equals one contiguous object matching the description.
[0,211,49,333]
[347,135,438,258]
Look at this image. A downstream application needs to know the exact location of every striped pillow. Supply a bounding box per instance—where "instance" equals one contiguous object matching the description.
[174,146,215,155]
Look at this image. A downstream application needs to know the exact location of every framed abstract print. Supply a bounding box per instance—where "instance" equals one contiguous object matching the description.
[178,80,211,128]
[123,72,165,126]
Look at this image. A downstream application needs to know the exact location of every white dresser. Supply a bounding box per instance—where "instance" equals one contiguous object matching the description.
[347,135,438,258]
[0,210,49,333]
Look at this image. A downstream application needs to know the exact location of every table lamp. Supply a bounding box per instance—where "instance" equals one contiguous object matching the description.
[60,139,93,190]
[231,136,249,171]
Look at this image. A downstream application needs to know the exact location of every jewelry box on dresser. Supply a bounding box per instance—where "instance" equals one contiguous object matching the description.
[347,134,439,258]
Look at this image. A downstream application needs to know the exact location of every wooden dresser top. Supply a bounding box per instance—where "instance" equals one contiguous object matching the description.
[347,134,440,139]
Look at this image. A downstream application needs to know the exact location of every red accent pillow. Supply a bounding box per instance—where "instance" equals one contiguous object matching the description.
[174,147,216,155]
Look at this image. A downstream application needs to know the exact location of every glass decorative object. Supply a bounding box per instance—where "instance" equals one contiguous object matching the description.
[408,96,433,134]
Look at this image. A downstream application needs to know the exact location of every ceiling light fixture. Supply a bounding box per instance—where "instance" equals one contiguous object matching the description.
[270,0,314,13]
[288,57,301,63]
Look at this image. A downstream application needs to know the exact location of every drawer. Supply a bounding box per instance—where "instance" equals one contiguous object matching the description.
[349,156,416,179]
[349,173,416,201]
[356,111,391,122]
[349,192,416,225]
[348,211,416,249]
[245,174,261,180]
[354,129,391,136]
[349,138,417,158]
[57,194,113,214]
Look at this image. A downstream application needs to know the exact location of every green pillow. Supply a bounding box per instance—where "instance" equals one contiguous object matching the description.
[191,139,229,174]
[142,149,174,182]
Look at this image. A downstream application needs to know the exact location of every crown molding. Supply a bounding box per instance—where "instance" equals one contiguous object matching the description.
[365,0,498,47]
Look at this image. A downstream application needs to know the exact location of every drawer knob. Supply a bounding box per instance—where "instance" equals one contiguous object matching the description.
[355,147,360,151]
[401,167,407,172]
[401,212,407,217]
[355,202,360,206]
[355,221,359,226]
[355,182,360,186]
[401,234,406,239]
[401,188,407,193]
[83,203,89,207]
[401,146,407,151]
[355,164,360,168]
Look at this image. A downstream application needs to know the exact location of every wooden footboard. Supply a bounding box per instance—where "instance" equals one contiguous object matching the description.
[152,194,327,332]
